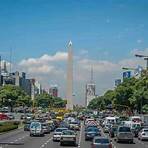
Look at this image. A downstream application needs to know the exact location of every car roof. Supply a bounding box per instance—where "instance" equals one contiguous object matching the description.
[94,136,109,140]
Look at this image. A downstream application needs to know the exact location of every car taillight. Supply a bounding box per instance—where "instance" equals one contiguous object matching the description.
[109,144,112,148]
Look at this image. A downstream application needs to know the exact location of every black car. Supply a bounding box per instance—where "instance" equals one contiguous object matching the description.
[109,126,118,138]
[24,122,31,131]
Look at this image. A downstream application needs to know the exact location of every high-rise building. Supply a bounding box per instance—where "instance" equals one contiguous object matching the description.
[85,67,96,107]
[35,81,42,95]
[66,41,73,110]
[49,85,58,97]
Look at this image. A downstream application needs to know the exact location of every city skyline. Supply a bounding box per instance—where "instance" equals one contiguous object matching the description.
[0,0,148,105]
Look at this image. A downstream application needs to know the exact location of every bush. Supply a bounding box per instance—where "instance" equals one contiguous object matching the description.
[0,121,18,133]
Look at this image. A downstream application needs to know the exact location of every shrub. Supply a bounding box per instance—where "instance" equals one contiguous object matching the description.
[0,121,18,133]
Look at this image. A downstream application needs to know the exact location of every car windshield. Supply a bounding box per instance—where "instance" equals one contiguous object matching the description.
[56,128,67,132]
[62,130,75,135]
[30,122,41,128]
[87,128,99,132]
[119,127,131,132]
[144,129,148,132]
[95,138,109,144]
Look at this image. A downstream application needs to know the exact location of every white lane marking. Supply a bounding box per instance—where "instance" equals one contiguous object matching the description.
[39,137,53,148]
[78,123,83,148]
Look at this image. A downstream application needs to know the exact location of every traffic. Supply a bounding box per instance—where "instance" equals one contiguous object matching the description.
[0,109,148,148]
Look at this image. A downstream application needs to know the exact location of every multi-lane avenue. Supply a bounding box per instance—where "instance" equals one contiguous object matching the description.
[0,123,148,148]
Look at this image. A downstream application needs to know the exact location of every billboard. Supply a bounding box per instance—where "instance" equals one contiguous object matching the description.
[134,65,143,76]
[123,71,131,79]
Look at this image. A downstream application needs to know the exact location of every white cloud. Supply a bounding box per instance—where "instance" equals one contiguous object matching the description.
[79,49,88,55]
[15,48,148,105]
[19,51,68,66]
[137,39,143,44]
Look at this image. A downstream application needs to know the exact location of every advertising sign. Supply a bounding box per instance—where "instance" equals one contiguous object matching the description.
[123,71,131,79]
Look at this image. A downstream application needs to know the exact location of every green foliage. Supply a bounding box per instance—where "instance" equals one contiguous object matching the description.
[0,122,18,133]
[35,93,66,108]
[0,85,31,108]
[88,73,148,113]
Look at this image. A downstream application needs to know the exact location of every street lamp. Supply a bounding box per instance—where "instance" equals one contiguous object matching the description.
[135,54,148,70]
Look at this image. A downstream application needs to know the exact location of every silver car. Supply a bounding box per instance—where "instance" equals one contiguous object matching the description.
[91,137,112,148]
[60,130,77,146]
[138,128,148,141]
[53,128,68,141]
[116,126,133,143]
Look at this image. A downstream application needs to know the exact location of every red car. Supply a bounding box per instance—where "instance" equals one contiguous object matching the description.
[0,113,9,120]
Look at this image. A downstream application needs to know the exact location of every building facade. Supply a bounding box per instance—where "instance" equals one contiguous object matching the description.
[49,85,58,97]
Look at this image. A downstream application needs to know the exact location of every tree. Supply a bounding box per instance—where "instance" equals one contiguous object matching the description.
[88,72,148,113]
[0,85,31,110]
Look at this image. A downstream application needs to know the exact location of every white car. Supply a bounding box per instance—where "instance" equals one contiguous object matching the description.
[116,126,133,143]
[60,130,77,146]
[53,128,68,141]
[138,128,148,141]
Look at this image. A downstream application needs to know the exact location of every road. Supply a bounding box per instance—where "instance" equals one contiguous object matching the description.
[0,124,148,148]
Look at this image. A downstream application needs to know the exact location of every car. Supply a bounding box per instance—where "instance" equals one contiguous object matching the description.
[85,125,98,131]
[59,121,70,129]
[53,128,68,141]
[69,121,80,131]
[138,128,148,141]
[42,123,51,134]
[103,124,111,133]
[85,127,101,141]
[109,126,118,138]
[115,126,133,143]
[91,137,112,148]
[48,123,56,132]
[6,113,15,120]
[60,130,77,146]
[30,122,44,137]
[24,121,31,131]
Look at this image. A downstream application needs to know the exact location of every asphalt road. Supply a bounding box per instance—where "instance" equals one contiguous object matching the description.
[0,124,148,148]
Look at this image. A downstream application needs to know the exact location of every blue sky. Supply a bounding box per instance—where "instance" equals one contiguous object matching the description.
[0,0,148,61]
[0,0,148,104]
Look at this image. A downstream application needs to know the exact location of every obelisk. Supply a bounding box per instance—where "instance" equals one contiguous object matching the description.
[66,41,73,110]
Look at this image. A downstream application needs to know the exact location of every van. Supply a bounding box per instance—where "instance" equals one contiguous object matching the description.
[30,122,44,137]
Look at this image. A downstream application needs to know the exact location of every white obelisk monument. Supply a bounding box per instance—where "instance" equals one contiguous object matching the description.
[66,41,73,110]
